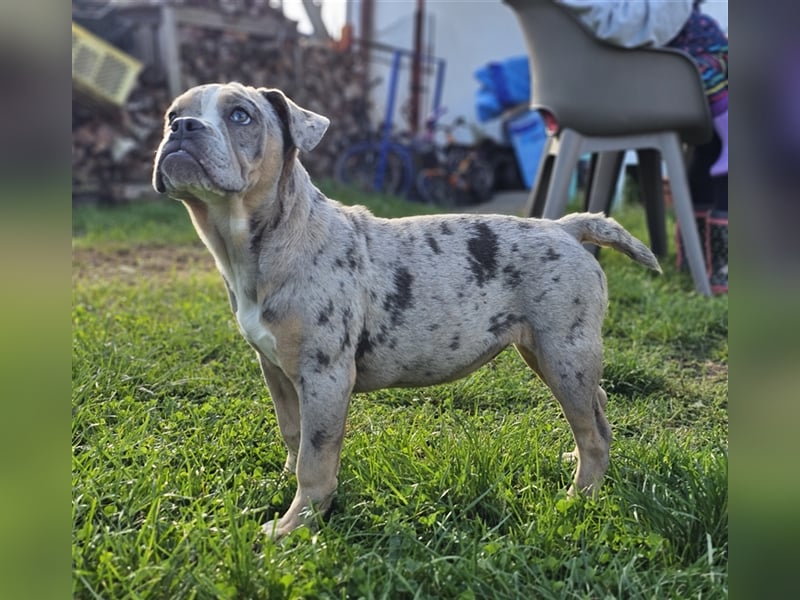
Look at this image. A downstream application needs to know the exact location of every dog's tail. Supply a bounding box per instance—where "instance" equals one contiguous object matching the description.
[558,212,662,273]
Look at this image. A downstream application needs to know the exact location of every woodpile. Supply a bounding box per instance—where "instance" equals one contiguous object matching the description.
[177,35,373,177]
[73,1,374,203]
[73,81,171,200]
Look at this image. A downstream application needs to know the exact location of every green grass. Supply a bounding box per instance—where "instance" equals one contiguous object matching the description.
[72,190,727,599]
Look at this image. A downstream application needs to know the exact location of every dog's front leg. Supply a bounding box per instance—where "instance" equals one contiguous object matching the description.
[263,364,355,539]
[259,354,300,473]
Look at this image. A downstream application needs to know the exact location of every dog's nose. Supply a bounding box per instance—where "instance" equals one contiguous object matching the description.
[171,117,207,135]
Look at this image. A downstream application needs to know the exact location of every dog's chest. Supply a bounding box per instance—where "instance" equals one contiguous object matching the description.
[214,215,281,365]
[235,294,279,364]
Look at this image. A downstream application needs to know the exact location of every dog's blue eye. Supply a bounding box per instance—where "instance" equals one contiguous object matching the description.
[230,108,251,125]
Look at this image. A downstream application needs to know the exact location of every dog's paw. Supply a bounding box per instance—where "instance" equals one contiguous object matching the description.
[561,449,579,463]
[262,517,295,540]
[261,502,326,540]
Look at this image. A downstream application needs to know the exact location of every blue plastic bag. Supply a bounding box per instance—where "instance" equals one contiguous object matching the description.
[474,55,531,122]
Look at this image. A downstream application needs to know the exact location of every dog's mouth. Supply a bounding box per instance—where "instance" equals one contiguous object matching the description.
[153,129,251,198]
[154,138,214,195]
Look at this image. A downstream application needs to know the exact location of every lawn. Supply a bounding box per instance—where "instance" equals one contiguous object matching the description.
[72,184,728,599]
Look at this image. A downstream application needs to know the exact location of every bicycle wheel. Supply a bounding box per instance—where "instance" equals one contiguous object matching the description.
[416,169,458,207]
[465,158,496,204]
[334,142,411,196]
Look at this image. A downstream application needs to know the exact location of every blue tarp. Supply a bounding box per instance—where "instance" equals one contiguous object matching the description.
[474,55,531,122]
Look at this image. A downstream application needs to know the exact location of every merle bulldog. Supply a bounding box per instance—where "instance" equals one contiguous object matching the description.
[153,82,661,538]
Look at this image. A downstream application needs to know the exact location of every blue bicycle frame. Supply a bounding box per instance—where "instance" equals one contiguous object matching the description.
[374,49,447,192]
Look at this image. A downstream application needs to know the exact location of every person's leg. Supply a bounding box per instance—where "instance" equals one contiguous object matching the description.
[668,10,728,292]
[667,10,728,177]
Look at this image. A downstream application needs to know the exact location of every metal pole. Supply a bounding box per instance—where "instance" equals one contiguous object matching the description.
[410,0,425,134]
[375,50,403,191]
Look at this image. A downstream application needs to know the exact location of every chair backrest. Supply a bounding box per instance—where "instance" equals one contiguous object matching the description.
[504,0,712,145]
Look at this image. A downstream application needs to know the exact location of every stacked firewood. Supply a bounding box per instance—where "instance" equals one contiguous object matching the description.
[73,20,373,201]
[178,34,372,177]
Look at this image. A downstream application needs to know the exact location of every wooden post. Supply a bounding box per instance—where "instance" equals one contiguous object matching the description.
[159,2,182,98]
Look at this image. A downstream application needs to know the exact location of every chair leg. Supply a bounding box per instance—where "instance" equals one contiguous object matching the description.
[584,151,624,257]
[661,135,712,296]
[586,151,624,214]
[525,135,555,218]
[542,129,583,219]
[637,149,668,258]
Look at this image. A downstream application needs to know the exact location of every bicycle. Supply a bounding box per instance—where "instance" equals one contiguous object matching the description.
[415,117,496,207]
[334,131,422,198]
[334,48,446,199]
[334,107,444,200]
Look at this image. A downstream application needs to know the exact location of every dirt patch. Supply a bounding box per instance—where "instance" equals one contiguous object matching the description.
[72,244,215,284]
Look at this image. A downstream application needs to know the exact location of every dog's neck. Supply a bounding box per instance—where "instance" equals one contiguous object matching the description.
[180,161,324,306]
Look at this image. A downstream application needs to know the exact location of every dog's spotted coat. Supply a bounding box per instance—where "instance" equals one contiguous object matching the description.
[153,83,661,538]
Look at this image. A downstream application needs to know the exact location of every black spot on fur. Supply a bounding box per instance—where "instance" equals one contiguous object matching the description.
[566,313,586,345]
[428,323,440,332]
[502,264,523,288]
[466,222,499,287]
[440,222,454,235]
[317,300,335,325]
[315,350,330,369]
[573,297,582,305]
[488,313,523,336]
[542,247,562,262]
[594,400,611,444]
[425,234,442,254]
[345,244,361,271]
[261,305,278,322]
[310,429,329,451]
[383,266,414,327]
[346,211,365,234]
[356,329,373,360]
[552,275,561,283]
[340,308,353,350]
[575,371,585,386]
[449,335,460,350]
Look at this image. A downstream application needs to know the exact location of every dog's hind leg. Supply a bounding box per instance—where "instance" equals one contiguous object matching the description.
[517,341,611,495]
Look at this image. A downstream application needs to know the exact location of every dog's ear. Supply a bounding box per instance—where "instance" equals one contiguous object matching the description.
[260,88,330,154]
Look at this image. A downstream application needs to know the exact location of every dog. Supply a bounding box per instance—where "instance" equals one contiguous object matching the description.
[153,82,661,539]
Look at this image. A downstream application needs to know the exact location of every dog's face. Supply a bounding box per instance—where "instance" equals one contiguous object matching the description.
[152,82,329,201]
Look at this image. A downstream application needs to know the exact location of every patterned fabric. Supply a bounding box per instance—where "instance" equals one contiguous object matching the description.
[667,9,729,114]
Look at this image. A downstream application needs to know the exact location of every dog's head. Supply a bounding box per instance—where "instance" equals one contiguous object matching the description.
[152,83,329,201]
